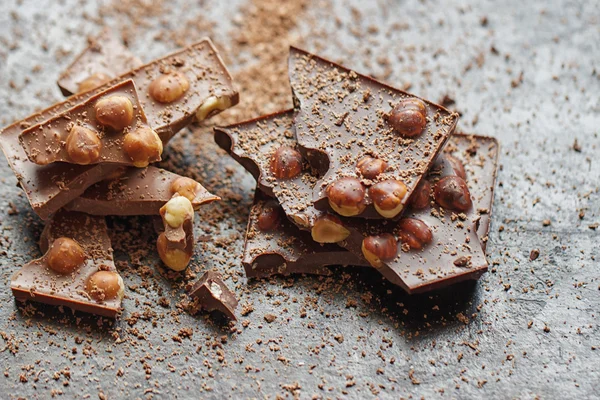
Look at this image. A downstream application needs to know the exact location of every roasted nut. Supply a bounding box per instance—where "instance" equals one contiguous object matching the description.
[196,96,232,121]
[148,72,189,103]
[161,196,194,228]
[257,202,281,231]
[123,126,163,167]
[77,72,111,93]
[369,180,408,218]
[311,214,350,243]
[388,98,427,137]
[446,155,467,180]
[433,175,472,212]
[94,95,134,131]
[156,233,192,272]
[326,177,367,217]
[66,126,102,165]
[357,156,387,179]
[170,177,200,202]
[46,237,86,274]
[270,146,303,179]
[361,234,398,268]
[86,270,124,301]
[397,218,433,250]
[410,180,431,210]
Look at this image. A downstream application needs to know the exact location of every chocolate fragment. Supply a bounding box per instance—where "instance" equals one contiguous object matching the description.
[10,211,123,317]
[288,47,458,219]
[189,271,238,320]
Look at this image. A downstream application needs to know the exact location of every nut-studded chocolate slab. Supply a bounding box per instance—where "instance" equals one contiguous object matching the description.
[189,271,238,320]
[289,47,458,220]
[10,211,124,318]
[0,38,238,219]
[57,28,143,96]
[20,80,161,167]
[65,166,220,215]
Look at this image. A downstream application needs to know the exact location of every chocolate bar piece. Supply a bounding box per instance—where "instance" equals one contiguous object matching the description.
[156,195,195,271]
[215,111,498,293]
[0,38,238,219]
[65,166,219,215]
[289,47,458,219]
[57,28,143,96]
[189,271,238,320]
[20,80,162,167]
[11,211,124,317]
[244,194,368,278]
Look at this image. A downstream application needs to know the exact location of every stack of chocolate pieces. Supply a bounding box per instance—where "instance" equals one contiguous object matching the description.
[215,47,499,294]
[1,31,240,318]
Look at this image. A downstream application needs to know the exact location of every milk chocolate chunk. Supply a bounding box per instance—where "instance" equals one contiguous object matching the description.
[288,47,459,219]
[11,211,124,318]
[20,80,161,167]
[0,38,238,219]
[65,166,219,215]
[189,271,238,321]
[57,28,143,96]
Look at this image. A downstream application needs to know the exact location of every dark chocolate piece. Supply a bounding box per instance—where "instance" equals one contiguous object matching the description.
[65,166,219,215]
[11,211,124,317]
[57,28,143,96]
[289,47,458,219]
[189,271,238,320]
[0,38,238,219]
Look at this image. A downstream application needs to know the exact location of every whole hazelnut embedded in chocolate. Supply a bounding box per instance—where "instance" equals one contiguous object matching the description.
[77,72,111,93]
[326,177,367,217]
[86,270,124,301]
[270,146,303,180]
[257,202,281,231]
[196,96,232,122]
[123,126,163,167]
[433,175,472,212]
[397,218,433,250]
[410,180,431,210]
[94,95,134,131]
[170,177,200,202]
[148,71,189,103]
[66,126,102,165]
[357,156,387,180]
[447,155,467,180]
[46,237,86,274]
[369,180,408,219]
[387,98,427,137]
[311,214,350,243]
[156,233,192,272]
[361,234,398,268]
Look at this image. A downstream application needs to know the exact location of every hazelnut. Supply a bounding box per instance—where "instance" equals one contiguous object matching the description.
[123,126,163,167]
[94,95,134,131]
[196,96,232,121]
[86,270,124,301]
[357,156,387,179]
[369,180,408,218]
[170,177,200,202]
[148,72,189,103]
[66,126,102,165]
[433,175,472,212]
[156,233,192,271]
[361,234,398,268]
[388,98,427,137]
[270,146,303,180]
[257,202,281,231]
[446,155,467,180]
[326,177,367,217]
[46,237,86,274]
[161,196,194,229]
[77,72,111,93]
[397,218,433,250]
[411,180,431,210]
[311,214,350,243]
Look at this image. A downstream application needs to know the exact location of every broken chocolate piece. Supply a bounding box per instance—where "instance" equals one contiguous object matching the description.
[157,195,195,271]
[57,28,143,96]
[289,47,458,219]
[11,211,123,317]
[189,271,238,320]
[65,166,219,215]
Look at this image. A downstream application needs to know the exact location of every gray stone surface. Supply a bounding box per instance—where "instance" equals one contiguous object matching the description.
[0,0,598,398]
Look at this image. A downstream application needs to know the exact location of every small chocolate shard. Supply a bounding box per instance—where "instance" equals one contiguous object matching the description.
[189,271,238,321]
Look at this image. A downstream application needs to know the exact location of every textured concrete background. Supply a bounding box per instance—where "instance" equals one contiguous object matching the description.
[0,0,598,398]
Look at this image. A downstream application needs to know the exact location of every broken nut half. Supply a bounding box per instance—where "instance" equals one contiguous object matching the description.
[156,233,192,272]
[326,177,367,217]
[161,195,194,229]
[311,214,350,243]
[170,177,200,203]
[66,126,102,165]
[433,175,472,212]
[369,180,408,218]
[123,126,163,167]
[77,72,111,94]
[361,234,398,268]
[95,95,134,131]
[388,98,427,137]
[397,218,433,250]
[270,146,303,180]
[196,96,232,122]
[46,237,86,275]
[86,270,124,301]
[148,71,189,103]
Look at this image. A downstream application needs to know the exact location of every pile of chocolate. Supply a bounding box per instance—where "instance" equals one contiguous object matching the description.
[215,47,499,294]
[0,30,239,318]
